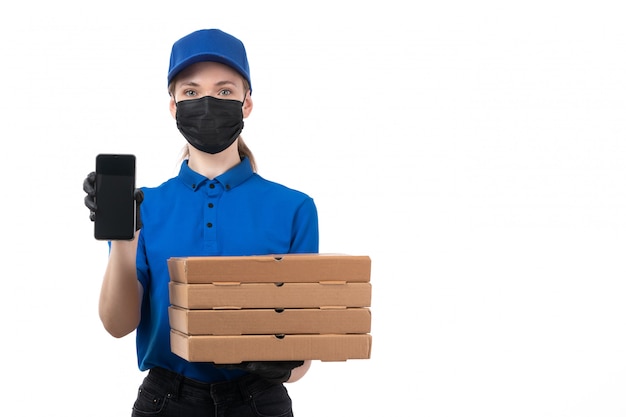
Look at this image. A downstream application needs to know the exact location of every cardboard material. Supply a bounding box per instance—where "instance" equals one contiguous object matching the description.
[168,306,372,335]
[170,330,372,363]
[168,253,371,284]
[169,282,372,309]
[167,253,373,363]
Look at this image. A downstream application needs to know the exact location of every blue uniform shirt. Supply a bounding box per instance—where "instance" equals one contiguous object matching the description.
[134,157,319,382]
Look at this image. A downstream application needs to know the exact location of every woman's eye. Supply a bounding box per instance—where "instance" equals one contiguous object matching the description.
[218,89,231,96]
[184,90,197,97]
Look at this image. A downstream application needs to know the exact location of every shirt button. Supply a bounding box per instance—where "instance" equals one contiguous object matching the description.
[207,222,213,228]
[209,183,215,189]
[208,203,214,208]
[226,184,231,190]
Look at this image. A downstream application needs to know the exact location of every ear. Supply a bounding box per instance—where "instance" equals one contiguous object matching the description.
[242,91,253,119]
[169,96,177,119]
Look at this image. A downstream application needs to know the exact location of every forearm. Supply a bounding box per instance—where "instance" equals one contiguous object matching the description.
[99,234,142,338]
[286,360,312,382]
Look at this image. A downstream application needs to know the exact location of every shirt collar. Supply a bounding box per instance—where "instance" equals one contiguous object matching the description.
[178,157,254,191]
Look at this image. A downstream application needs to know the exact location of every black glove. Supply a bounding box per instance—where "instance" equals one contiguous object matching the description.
[216,361,304,384]
[134,188,144,230]
[83,171,144,230]
[83,172,97,222]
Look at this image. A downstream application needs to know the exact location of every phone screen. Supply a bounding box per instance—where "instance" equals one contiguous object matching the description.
[94,154,136,240]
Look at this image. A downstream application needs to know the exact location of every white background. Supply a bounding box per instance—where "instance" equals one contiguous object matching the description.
[1,1,626,416]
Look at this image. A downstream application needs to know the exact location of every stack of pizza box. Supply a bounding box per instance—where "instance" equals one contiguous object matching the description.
[167,253,372,364]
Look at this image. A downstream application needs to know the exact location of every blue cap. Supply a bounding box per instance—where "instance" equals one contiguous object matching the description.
[167,29,251,91]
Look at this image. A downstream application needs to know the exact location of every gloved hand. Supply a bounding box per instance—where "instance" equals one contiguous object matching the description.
[83,172,98,222]
[83,171,144,230]
[216,361,304,384]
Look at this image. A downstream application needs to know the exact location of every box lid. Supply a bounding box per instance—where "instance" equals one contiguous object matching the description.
[168,253,371,284]
[171,331,372,363]
[168,306,372,335]
[169,282,372,309]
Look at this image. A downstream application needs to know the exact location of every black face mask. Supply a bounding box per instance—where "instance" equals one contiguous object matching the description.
[175,95,244,154]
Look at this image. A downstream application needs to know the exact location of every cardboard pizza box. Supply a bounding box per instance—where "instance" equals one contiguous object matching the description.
[168,306,372,335]
[167,254,371,284]
[170,331,373,363]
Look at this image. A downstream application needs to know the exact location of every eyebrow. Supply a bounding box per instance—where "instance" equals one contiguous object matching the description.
[214,80,238,87]
[179,80,238,88]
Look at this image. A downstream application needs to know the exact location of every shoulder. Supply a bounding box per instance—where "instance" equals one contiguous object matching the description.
[140,176,182,194]
[138,177,188,209]
[248,173,314,202]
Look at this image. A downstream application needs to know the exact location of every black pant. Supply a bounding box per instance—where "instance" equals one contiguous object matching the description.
[131,367,294,417]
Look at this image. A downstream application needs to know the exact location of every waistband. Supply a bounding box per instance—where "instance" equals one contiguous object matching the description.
[147,367,278,403]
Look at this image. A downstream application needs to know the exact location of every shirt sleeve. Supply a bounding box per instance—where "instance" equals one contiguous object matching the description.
[290,196,319,254]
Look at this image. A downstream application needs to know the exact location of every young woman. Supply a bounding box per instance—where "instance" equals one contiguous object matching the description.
[84,28,318,417]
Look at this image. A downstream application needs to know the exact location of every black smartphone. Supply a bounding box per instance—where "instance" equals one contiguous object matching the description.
[94,154,136,240]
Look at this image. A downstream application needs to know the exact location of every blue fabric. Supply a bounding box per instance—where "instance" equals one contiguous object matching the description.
[134,157,319,383]
[168,29,251,90]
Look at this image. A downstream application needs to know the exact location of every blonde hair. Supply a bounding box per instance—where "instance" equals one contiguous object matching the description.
[169,76,257,172]
[177,136,257,172]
